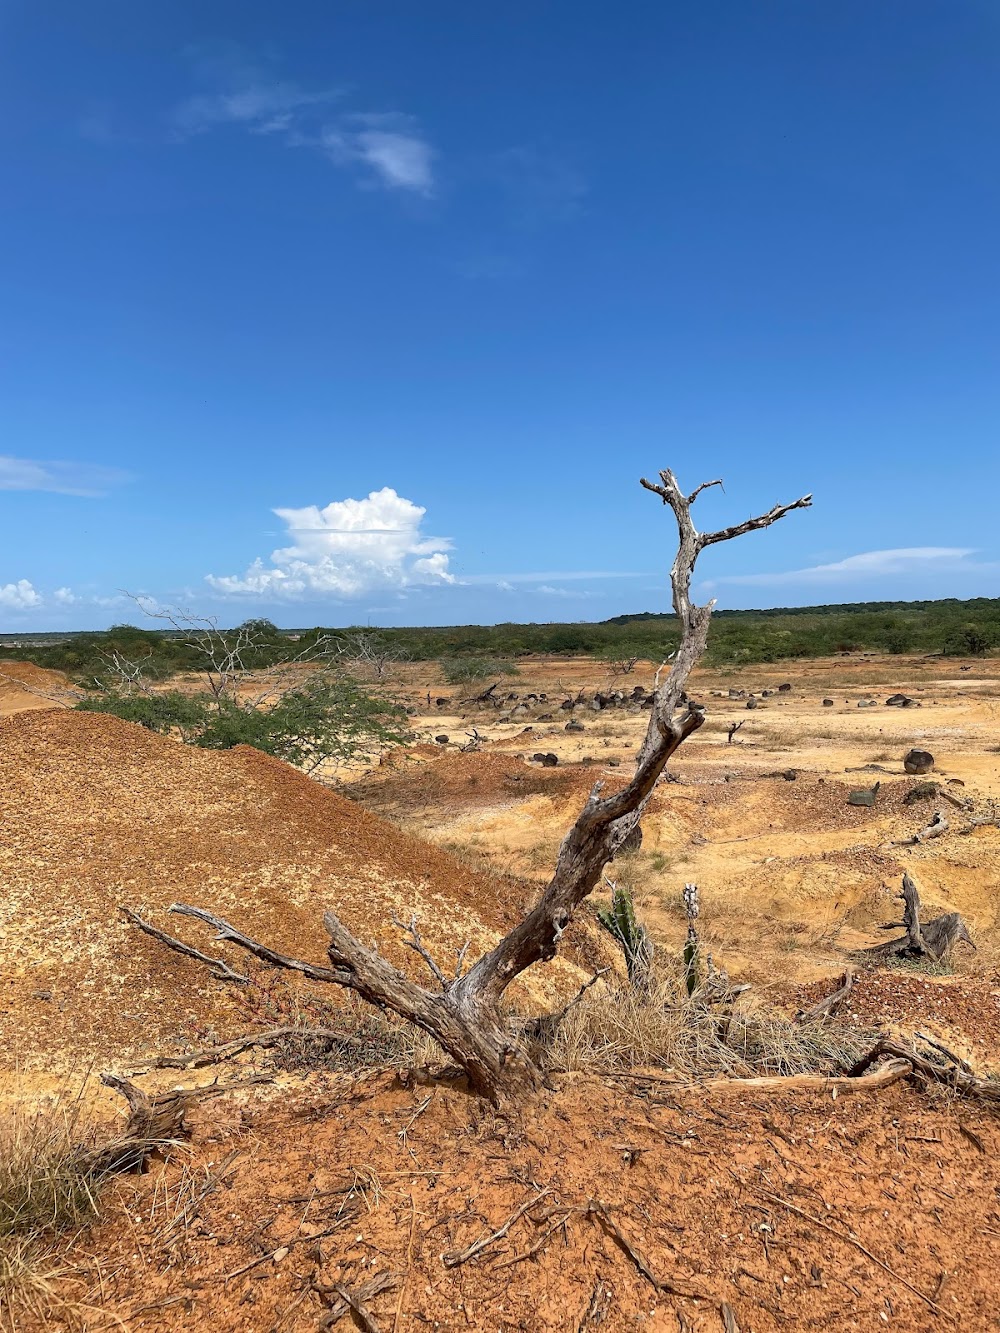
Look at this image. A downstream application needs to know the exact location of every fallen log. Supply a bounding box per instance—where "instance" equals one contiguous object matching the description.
[695,1059,911,1097]
[849,1038,1000,1104]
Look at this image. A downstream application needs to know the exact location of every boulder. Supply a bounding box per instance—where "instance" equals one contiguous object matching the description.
[532,752,559,767]
[822,698,834,707]
[746,696,758,710]
[885,693,918,708]
[565,720,585,733]
[434,735,449,744]
[778,683,792,692]
[904,748,934,775]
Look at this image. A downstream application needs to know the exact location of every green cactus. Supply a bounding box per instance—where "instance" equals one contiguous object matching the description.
[597,880,654,991]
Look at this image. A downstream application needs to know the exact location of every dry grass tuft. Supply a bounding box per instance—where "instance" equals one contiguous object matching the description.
[0,1095,100,1320]
[552,973,872,1079]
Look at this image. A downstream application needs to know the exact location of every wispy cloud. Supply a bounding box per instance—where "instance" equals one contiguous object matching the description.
[536,584,590,599]
[322,114,434,195]
[466,570,649,585]
[206,487,455,600]
[710,547,993,588]
[490,146,588,227]
[0,456,129,497]
[168,50,435,195]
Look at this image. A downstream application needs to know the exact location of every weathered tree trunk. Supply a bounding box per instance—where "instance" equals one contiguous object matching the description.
[134,468,812,1106]
[863,873,975,964]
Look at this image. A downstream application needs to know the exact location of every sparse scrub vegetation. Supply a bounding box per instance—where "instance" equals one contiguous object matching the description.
[440,656,520,683]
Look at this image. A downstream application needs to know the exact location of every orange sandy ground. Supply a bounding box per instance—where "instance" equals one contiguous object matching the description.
[32,1071,1000,1332]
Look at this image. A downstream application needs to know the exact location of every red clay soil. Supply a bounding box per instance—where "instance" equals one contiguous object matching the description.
[0,711,586,1071]
[44,1070,1000,1332]
[793,970,1000,1071]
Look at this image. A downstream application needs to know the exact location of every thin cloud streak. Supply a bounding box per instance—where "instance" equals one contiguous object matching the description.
[167,53,435,195]
[464,570,650,585]
[709,547,995,588]
[0,456,130,497]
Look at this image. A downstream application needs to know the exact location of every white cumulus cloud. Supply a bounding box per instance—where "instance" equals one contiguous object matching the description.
[207,488,455,600]
[0,580,42,610]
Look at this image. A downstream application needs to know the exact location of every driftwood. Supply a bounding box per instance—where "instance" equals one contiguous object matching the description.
[850,1037,1000,1104]
[696,1060,911,1096]
[132,468,811,1106]
[863,873,975,963]
[882,810,949,848]
[794,968,853,1024]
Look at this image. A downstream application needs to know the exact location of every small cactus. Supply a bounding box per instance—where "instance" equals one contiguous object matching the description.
[597,880,654,991]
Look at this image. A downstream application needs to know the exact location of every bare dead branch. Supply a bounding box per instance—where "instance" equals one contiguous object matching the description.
[150,1026,368,1069]
[794,968,853,1024]
[167,904,344,983]
[122,907,250,984]
[392,913,449,990]
[442,1190,550,1267]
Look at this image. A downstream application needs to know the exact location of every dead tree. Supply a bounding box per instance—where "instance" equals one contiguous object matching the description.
[134,469,811,1105]
[726,720,745,744]
[864,873,975,963]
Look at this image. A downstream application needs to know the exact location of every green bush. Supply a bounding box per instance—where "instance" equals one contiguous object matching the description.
[440,657,520,684]
[76,674,408,772]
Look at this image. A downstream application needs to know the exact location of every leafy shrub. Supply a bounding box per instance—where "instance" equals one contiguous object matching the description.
[440,657,520,684]
[76,674,408,771]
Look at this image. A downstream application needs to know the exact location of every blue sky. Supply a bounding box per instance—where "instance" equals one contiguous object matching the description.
[1,1,998,630]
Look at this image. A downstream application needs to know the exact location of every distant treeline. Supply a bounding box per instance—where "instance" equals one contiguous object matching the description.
[1,597,997,682]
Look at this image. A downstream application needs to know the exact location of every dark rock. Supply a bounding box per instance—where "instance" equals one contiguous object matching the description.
[904,748,935,775]
[903,781,938,804]
[778,683,792,692]
[435,697,449,707]
[560,699,575,710]
[532,752,559,767]
[434,735,449,744]
[782,769,798,781]
[565,720,585,733]
[746,696,758,710]
[848,783,880,807]
[822,698,834,707]
[885,693,918,708]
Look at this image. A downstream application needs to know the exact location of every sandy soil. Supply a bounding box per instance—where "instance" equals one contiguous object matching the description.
[4,651,1000,1330]
[38,1070,1000,1332]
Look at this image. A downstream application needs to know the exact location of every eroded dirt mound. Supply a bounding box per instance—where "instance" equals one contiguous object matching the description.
[47,1071,1000,1331]
[0,711,583,1070]
[0,660,74,715]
